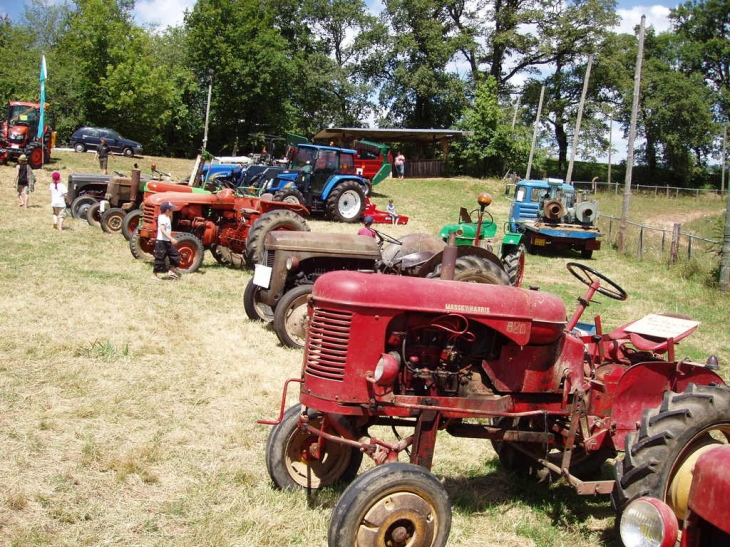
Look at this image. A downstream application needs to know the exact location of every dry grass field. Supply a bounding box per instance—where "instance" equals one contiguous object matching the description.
[1,150,728,547]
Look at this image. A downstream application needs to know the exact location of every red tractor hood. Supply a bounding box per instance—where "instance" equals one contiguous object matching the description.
[688,445,730,534]
[312,271,567,346]
[144,189,309,215]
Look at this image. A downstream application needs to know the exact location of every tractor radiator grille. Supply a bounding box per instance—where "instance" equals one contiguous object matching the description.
[142,203,156,225]
[304,308,352,381]
[266,250,275,268]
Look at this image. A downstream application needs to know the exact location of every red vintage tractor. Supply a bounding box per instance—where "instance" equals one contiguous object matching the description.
[262,262,728,546]
[130,189,310,273]
[0,101,53,168]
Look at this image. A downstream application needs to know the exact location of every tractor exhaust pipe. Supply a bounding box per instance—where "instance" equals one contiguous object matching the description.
[440,231,460,280]
[130,168,141,204]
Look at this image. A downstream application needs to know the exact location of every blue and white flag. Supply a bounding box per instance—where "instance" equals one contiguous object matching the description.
[37,55,47,140]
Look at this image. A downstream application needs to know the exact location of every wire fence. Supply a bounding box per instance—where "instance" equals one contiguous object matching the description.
[598,215,721,268]
[505,180,725,198]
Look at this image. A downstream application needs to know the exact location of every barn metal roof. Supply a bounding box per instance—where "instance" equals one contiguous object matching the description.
[313,127,472,143]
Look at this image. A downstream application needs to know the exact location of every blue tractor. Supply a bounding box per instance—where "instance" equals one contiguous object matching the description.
[255,135,391,223]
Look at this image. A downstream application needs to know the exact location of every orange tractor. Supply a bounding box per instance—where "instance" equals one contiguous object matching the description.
[0,101,53,168]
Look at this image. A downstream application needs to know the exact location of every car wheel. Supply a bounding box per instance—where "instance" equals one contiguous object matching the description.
[73,143,86,153]
[123,147,134,157]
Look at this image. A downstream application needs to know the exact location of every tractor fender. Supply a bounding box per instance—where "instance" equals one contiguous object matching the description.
[502,231,523,247]
[320,175,368,201]
[607,361,725,451]
[417,245,505,277]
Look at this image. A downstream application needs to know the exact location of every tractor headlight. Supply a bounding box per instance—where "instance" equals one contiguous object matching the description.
[286,256,299,271]
[373,352,400,386]
[619,498,678,547]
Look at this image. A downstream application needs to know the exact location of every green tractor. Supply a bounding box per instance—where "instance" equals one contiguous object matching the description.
[439,192,526,286]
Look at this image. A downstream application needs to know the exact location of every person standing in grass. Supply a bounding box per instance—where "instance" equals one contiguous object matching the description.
[14,154,35,209]
[394,152,405,179]
[152,201,182,280]
[49,171,68,231]
[94,137,112,174]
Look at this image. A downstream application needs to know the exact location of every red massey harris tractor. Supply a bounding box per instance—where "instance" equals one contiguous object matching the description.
[0,101,53,168]
[130,189,310,273]
[261,262,729,546]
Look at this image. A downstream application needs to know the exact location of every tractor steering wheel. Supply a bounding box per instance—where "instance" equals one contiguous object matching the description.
[567,262,628,301]
[374,230,402,246]
[470,209,494,226]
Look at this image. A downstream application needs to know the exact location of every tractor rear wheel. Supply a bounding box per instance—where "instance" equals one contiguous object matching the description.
[502,244,526,287]
[129,228,155,261]
[273,284,312,349]
[612,383,730,520]
[122,210,142,240]
[426,255,510,285]
[326,180,366,223]
[174,233,205,274]
[100,208,125,234]
[71,195,98,220]
[243,278,274,322]
[328,462,451,547]
[244,209,310,266]
[272,187,305,205]
[86,203,102,227]
[266,405,363,490]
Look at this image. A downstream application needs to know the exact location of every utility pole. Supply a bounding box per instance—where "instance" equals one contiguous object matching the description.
[511,95,521,129]
[722,123,727,194]
[202,75,213,153]
[566,55,593,186]
[525,85,545,180]
[618,16,645,254]
[607,119,613,188]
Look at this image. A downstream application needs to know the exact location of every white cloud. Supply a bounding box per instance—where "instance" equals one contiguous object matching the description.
[133,0,196,29]
[616,5,673,35]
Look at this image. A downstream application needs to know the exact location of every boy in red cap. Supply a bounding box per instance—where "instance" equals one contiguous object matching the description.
[48,171,68,231]
[152,201,182,280]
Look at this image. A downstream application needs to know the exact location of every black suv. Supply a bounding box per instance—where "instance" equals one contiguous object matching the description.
[70,127,143,157]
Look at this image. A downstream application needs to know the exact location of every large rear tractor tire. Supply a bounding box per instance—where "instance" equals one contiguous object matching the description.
[86,202,102,227]
[71,195,98,220]
[122,210,142,241]
[129,228,155,261]
[426,255,510,285]
[245,209,310,266]
[273,284,312,349]
[328,462,452,547]
[266,405,363,490]
[612,383,730,521]
[272,187,305,205]
[100,207,126,234]
[325,180,366,223]
[174,233,205,274]
[243,278,274,322]
[502,244,526,287]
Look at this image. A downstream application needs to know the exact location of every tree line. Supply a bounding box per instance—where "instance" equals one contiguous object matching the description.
[1,0,727,185]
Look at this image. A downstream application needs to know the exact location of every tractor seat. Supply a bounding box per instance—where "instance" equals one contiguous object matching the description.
[607,313,699,354]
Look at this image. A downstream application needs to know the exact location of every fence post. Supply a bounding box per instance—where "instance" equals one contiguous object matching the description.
[637,225,644,259]
[688,235,693,260]
[669,223,681,265]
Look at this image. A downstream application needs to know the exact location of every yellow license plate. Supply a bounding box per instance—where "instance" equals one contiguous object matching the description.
[533,237,546,246]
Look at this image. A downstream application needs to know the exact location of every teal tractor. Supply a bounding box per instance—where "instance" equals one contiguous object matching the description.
[439,192,526,286]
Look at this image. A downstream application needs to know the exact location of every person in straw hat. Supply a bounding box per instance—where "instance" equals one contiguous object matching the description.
[13,154,35,209]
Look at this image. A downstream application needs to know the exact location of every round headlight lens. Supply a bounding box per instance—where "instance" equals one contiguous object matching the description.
[619,498,678,547]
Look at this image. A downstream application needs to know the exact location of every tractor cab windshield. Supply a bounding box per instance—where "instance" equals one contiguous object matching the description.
[8,104,38,128]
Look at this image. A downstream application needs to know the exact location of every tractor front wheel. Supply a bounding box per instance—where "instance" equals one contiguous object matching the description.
[502,244,526,287]
[26,144,44,169]
[328,462,452,547]
[612,383,730,521]
[100,208,126,234]
[86,202,102,227]
[121,210,142,241]
[244,209,310,266]
[273,284,312,349]
[326,180,366,223]
[266,405,363,490]
[129,228,155,261]
[174,233,205,274]
[272,187,305,205]
[243,278,274,322]
[426,255,510,285]
[71,195,98,220]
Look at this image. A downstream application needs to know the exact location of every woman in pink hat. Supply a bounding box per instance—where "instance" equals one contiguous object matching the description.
[48,171,68,231]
